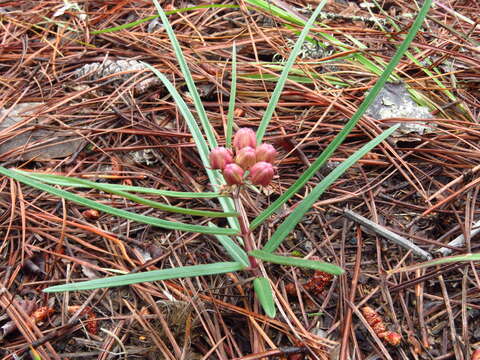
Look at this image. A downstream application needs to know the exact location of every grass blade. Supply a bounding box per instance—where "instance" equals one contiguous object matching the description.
[253,277,276,318]
[262,124,399,253]
[255,0,328,143]
[0,166,238,236]
[250,250,344,275]
[17,172,223,198]
[44,261,245,292]
[226,43,237,148]
[251,0,432,230]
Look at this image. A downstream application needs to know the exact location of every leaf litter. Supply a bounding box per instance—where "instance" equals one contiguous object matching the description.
[0,0,479,359]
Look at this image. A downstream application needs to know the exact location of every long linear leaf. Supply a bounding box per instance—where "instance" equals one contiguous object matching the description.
[17,172,223,198]
[247,0,441,111]
[91,4,238,34]
[251,0,432,230]
[262,124,399,252]
[44,261,245,292]
[253,277,276,318]
[152,0,217,150]
[142,64,239,230]
[255,0,328,143]
[210,225,249,267]
[250,250,344,275]
[245,0,304,26]
[150,0,238,230]
[0,166,237,236]
[390,253,480,274]
[17,171,236,218]
[226,43,237,148]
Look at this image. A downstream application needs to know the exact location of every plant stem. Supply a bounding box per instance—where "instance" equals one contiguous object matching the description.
[233,187,258,269]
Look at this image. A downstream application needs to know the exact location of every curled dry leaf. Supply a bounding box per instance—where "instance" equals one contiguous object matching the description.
[361,306,402,346]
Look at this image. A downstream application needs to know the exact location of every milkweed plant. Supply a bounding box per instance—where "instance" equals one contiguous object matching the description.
[0,0,432,317]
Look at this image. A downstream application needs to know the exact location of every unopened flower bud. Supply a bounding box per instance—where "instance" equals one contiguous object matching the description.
[235,146,256,170]
[233,128,256,151]
[209,147,233,170]
[223,163,244,185]
[255,143,277,164]
[250,161,274,186]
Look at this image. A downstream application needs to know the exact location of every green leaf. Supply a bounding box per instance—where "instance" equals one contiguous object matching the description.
[44,261,245,292]
[391,253,480,273]
[152,0,217,150]
[253,277,276,318]
[250,250,344,275]
[91,4,239,34]
[142,9,239,230]
[244,0,304,26]
[16,171,235,218]
[17,172,223,198]
[209,223,249,267]
[0,166,237,236]
[262,124,399,252]
[250,0,432,229]
[226,43,237,148]
[246,0,441,114]
[255,0,328,144]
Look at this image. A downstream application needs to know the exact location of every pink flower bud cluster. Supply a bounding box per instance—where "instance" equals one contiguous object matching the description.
[208,128,277,186]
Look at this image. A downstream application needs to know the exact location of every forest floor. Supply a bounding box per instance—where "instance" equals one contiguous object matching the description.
[0,0,479,359]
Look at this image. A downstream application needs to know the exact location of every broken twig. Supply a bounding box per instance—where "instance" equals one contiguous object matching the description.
[344,209,432,260]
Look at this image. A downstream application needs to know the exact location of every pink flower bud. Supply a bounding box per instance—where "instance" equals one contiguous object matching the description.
[223,163,244,185]
[250,161,274,186]
[255,143,277,164]
[209,147,233,170]
[235,146,256,170]
[233,128,256,151]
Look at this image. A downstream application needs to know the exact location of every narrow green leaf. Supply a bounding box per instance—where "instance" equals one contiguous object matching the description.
[17,172,223,198]
[226,43,237,148]
[250,250,344,275]
[391,253,480,273]
[0,166,237,236]
[91,4,239,34]
[245,0,304,26]
[142,64,239,231]
[152,0,217,150]
[43,261,245,292]
[209,223,249,267]
[255,0,328,143]
[253,277,276,318]
[147,1,240,229]
[142,65,212,171]
[262,124,399,252]
[251,0,432,229]
[16,171,235,218]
